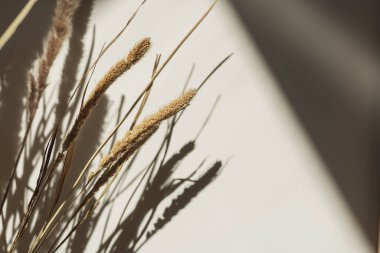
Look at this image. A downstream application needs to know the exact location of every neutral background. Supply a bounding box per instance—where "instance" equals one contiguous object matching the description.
[231,0,380,249]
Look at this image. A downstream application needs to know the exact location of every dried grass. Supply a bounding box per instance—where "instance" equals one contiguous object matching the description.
[62,37,151,151]
[0,1,232,253]
[28,0,80,123]
[100,89,196,171]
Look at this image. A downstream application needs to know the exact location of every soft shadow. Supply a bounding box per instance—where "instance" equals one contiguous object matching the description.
[0,0,97,251]
[0,0,55,197]
[0,1,56,251]
[232,0,380,248]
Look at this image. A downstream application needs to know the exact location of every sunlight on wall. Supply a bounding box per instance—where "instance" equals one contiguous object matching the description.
[78,0,373,252]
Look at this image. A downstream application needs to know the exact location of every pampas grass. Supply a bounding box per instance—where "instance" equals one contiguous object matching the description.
[0,0,231,252]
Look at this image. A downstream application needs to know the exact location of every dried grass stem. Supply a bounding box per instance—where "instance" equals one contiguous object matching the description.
[62,38,151,151]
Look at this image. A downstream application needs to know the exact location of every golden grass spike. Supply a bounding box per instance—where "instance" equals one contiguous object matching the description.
[100,89,197,170]
[88,55,161,182]
[87,37,151,101]
[87,125,159,203]
[62,38,151,151]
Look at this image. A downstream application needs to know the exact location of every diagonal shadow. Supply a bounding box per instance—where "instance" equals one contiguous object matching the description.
[231,0,380,248]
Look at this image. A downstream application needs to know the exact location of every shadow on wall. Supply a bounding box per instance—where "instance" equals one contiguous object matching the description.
[0,0,101,251]
[0,0,55,195]
[231,0,380,249]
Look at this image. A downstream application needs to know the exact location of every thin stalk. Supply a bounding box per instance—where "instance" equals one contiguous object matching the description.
[0,0,38,50]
